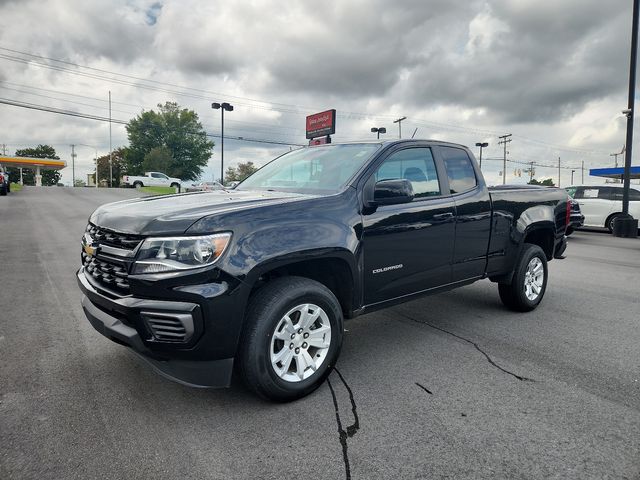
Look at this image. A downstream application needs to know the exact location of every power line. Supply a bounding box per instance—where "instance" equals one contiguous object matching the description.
[0,97,305,147]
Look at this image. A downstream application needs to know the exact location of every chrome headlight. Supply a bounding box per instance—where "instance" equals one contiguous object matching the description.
[132,233,231,274]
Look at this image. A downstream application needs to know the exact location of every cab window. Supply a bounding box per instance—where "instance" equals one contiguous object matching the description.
[440,147,477,194]
[374,148,441,199]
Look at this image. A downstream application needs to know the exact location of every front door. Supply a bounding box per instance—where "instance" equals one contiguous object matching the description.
[362,146,456,305]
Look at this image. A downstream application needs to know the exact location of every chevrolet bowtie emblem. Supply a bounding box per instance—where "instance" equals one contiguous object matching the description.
[83,243,98,256]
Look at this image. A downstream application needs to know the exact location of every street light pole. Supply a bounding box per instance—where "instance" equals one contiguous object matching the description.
[212,102,234,184]
[475,142,488,169]
[613,0,640,236]
[371,127,386,139]
[571,170,575,185]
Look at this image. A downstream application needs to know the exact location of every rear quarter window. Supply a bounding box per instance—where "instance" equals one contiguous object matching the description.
[440,147,477,194]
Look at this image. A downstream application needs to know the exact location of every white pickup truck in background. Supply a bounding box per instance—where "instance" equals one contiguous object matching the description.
[121,172,184,189]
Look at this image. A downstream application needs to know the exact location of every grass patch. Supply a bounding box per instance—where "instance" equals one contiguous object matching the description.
[139,186,178,195]
[10,182,22,192]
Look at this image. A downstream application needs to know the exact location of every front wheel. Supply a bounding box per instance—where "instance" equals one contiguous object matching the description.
[498,243,548,312]
[170,182,180,189]
[238,276,343,402]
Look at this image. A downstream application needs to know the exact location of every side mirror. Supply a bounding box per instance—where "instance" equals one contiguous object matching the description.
[373,178,414,205]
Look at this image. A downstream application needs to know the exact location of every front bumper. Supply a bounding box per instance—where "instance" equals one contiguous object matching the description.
[77,268,235,388]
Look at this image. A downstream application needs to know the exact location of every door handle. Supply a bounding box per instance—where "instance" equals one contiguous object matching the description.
[433,212,454,220]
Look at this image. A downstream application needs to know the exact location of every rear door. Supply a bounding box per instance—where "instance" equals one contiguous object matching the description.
[575,186,614,227]
[437,146,492,281]
[362,146,456,305]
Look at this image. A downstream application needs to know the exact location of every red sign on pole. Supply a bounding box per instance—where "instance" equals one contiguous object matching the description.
[306,109,336,139]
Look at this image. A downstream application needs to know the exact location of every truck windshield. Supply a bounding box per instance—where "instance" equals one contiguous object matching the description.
[236,144,381,194]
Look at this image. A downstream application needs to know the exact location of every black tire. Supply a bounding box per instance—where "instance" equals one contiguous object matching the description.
[498,243,548,312]
[606,213,622,233]
[170,182,180,189]
[6,182,10,193]
[565,226,574,236]
[0,185,6,196]
[133,181,143,188]
[238,276,343,402]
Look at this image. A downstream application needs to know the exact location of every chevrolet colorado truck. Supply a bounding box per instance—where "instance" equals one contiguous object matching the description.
[77,140,569,401]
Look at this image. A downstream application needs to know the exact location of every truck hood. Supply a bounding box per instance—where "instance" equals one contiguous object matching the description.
[89,190,317,235]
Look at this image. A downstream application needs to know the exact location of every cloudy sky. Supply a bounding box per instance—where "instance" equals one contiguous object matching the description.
[0,0,637,186]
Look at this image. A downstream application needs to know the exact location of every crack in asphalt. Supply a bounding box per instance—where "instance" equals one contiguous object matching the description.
[415,382,433,394]
[396,311,534,382]
[327,368,360,480]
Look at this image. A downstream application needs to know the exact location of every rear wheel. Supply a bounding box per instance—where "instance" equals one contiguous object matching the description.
[238,276,343,402]
[498,243,548,312]
[0,184,7,196]
[606,213,622,233]
[133,181,143,188]
[565,226,574,236]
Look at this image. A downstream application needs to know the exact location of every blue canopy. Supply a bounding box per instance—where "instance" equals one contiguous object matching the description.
[589,166,640,179]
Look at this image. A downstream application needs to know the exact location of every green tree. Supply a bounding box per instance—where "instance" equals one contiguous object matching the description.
[224,161,259,183]
[6,145,61,186]
[96,147,128,187]
[142,146,173,174]
[528,178,556,187]
[125,102,214,181]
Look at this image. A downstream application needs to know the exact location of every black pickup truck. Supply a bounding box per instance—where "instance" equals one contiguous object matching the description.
[77,140,569,401]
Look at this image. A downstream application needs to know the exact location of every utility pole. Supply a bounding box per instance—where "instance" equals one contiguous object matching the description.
[558,157,561,187]
[581,160,584,183]
[524,161,535,182]
[393,116,407,139]
[71,144,76,187]
[498,134,512,185]
[109,91,113,188]
[0,143,6,155]
[610,152,620,168]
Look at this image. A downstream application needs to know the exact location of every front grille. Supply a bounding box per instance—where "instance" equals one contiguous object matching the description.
[82,253,130,293]
[86,224,143,250]
[82,223,143,294]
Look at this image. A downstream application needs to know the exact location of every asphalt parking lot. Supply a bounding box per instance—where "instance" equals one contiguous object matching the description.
[1,187,639,480]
